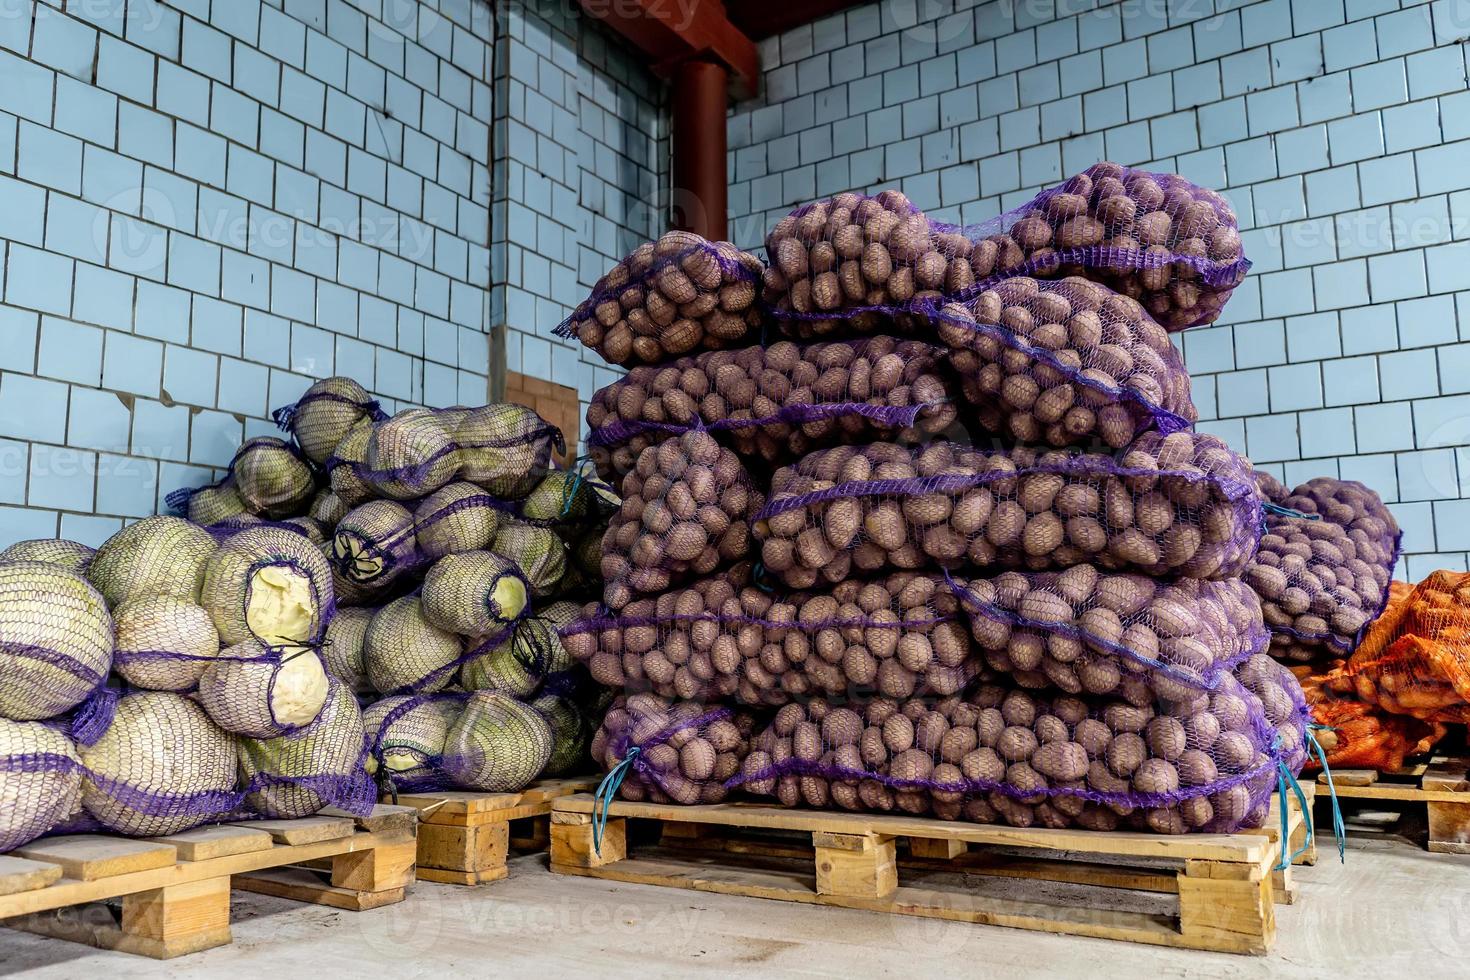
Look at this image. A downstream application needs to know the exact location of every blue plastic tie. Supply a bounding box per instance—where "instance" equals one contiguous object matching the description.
[1307,725,1347,863]
[592,747,640,856]
[561,467,587,517]
[1275,758,1313,871]
[751,561,776,594]
[1263,502,1321,521]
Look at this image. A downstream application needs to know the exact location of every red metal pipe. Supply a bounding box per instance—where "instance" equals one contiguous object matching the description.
[671,58,729,241]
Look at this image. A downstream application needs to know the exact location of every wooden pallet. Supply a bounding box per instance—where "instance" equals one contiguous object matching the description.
[0,806,417,959]
[549,794,1289,956]
[394,776,597,885]
[1318,756,1470,853]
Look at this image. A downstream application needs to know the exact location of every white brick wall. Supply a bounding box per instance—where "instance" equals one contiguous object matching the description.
[728,0,1470,581]
[489,0,666,427]
[0,0,664,547]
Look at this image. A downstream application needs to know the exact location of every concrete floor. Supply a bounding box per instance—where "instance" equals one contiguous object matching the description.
[2,835,1467,978]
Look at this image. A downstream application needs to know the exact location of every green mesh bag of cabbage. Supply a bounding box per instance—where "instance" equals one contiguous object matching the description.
[328,403,564,501]
[200,525,335,646]
[0,561,115,721]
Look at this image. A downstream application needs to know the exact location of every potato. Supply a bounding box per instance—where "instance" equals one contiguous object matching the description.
[762,166,1245,338]
[586,337,963,487]
[600,432,765,610]
[557,232,767,366]
[756,434,1259,587]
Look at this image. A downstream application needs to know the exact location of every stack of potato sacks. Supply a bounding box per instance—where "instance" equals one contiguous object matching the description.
[562,163,1331,834]
[0,509,373,851]
[172,377,615,797]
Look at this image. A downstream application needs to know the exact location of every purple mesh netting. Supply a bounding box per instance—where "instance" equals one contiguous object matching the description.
[0,724,84,851]
[928,276,1196,449]
[437,691,555,792]
[272,375,388,465]
[592,694,756,805]
[333,404,565,501]
[565,568,974,706]
[600,432,765,610]
[364,594,477,695]
[756,432,1263,589]
[110,594,220,693]
[78,690,242,836]
[200,529,337,653]
[584,337,962,485]
[166,437,317,521]
[947,568,1269,703]
[732,673,1284,833]
[239,678,376,819]
[763,163,1248,336]
[0,539,96,573]
[554,232,768,367]
[363,692,466,794]
[1234,653,1311,776]
[0,561,114,723]
[1246,477,1402,661]
[197,641,331,738]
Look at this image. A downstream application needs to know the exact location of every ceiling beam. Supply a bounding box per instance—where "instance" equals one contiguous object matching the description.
[578,0,761,99]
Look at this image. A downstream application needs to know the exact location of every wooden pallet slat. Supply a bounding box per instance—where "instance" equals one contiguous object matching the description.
[233,815,356,846]
[0,857,63,898]
[13,837,178,881]
[1318,756,1470,853]
[1,811,418,960]
[548,794,1282,956]
[153,826,276,862]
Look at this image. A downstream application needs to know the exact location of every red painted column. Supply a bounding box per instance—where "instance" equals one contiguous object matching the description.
[672,58,729,242]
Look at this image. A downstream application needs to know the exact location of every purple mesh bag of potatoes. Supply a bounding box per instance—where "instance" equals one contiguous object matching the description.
[585,336,962,486]
[734,672,1290,834]
[931,276,1196,449]
[1247,477,1402,662]
[762,163,1248,337]
[554,232,767,367]
[600,432,765,610]
[755,431,1263,589]
[562,568,979,705]
[590,693,758,805]
[948,566,1268,703]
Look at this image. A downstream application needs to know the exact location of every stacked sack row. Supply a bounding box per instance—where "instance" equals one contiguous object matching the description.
[0,377,611,855]
[178,376,617,796]
[561,162,1330,835]
[0,515,366,852]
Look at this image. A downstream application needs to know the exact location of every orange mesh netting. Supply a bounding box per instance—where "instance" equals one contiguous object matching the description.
[1293,658,1445,771]
[1338,573,1470,724]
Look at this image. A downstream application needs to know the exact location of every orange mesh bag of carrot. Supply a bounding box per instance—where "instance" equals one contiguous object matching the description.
[1292,659,1445,771]
[1339,572,1470,724]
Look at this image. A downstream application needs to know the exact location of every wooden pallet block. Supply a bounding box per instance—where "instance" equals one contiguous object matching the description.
[549,794,1279,956]
[394,776,596,885]
[1318,756,1470,853]
[1,806,419,959]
